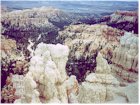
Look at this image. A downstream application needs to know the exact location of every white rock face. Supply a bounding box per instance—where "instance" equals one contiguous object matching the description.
[107,81,138,103]
[14,43,79,103]
[110,11,137,23]
[1,35,25,61]
[78,82,106,103]
[78,50,138,103]
[111,32,138,82]
[12,25,138,104]
[65,75,79,103]
[12,75,25,97]
[96,52,111,74]
[78,52,119,103]
[58,24,123,60]
[122,82,138,103]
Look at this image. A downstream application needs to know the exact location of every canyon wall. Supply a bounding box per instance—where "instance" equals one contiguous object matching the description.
[1,7,138,103]
[58,24,138,103]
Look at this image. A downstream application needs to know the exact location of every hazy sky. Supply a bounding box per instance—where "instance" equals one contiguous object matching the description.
[1,0,138,1]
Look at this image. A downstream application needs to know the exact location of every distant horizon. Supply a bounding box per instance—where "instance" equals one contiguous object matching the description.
[1,0,138,1]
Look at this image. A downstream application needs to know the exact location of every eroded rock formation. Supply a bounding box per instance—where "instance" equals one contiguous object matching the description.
[78,52,119,103]
[1,35,29,103]
[1,7,138,103]
[78,52,138,103]
[1,7,95,53]
[14,43,79,103]
[58,24,138,103]
[99,11,138,34]
[111,32,138,82]
[1,7,74,54]
[58,24,124,81]
[1,35,17,59]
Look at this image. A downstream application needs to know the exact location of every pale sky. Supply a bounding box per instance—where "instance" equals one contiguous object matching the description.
[1,0,138,1]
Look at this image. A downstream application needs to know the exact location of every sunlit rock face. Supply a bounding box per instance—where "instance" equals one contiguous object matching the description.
[1,35,17,59]
[1,74,21,103]
[1,35,29,103]
[1,7,138,103]
[78,52,138,103]
[1,35,29,74]
[111,32,138,82]
[14,43,79,103]
[1,7,74,54]
[58,24,138,103]
[1,6,94,51]
[58,24,124,82]
[1,35,28,81]
[109,11,138,33]
[78,52,119,103]
[65,75,79,103]
[99,11,138,34]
